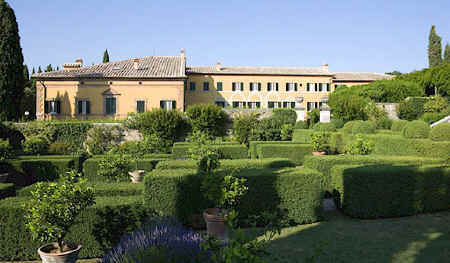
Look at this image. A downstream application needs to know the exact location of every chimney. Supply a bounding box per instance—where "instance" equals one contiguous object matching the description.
[63,58,83,71]
[322,63,329,72]
[133,58,140,70]
[180,48,185,57]
[216,61,222,71]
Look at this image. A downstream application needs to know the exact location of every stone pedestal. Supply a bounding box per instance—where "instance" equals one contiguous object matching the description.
[320,110,330,123]
[296,109,305,121]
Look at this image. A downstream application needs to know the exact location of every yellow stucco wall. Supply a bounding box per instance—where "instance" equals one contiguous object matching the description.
[37,80,184,120]
[186,74,334,110]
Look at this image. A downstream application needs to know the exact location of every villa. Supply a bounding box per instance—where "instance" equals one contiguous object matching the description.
[33,49,391,120]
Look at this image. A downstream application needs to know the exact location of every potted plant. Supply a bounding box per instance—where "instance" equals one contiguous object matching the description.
[201,170,248,242]
[311,132,329,156]
[128,144,146,183]
[24,170,95,263]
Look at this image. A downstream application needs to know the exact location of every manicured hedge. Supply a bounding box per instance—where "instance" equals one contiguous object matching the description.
[0,183,15,199]
[248,141,297,159]
[82,157,161,182]
[0,196,153,261]
[143,167,323,226]
[172,143,248,159]
[304,155,445,191]
[430,123,450,141]
[391,120,409,133]
[6,156,82,186]
[17,181,145,197]
[402,120,430,139]
[313,123,337,132]
[256,144,312,165]
[155,158,295,170]
[351,121,376,134]
[331,164,450,219]
[292,129,315,143]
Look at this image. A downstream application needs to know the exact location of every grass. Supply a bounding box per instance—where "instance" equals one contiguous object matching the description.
[264,211,450,263]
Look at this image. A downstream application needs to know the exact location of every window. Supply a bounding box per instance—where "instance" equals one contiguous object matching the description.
[250,82,261,92]
[283,102,296,108]
[44,100,61,114]
[268,101,281,109]
[136,100,145,113]
[326,83,330,92]
[286,83,298,92]
[160,100,176,110]
[232,82,244,92]
[189,82,196,91]
[105,97,116,115]
[248,102,261,109]
[232,101,246,108]
[215,101,225,107]
[203,82,210,91]
[267,82,279,92]
[77,99,91,115]
[319,83,323,92]
[315,83,319,92]
[217,82,223,91]
[307,102,319,111]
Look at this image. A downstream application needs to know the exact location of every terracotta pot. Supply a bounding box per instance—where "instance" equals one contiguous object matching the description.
[38,243,81,263]
[203,208,228,241]
[312,151,326,156]
[129,170,145,183]
[0,173,8,183]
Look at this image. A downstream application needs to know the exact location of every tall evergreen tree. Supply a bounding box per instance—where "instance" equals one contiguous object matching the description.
[23,64,29,81]
[32,67,35,75]
[428,25,443,67]
[21,64,35,119]
[0,0,25,120]
[444,43,450,64]
[45,64,53,72]
[103,49,110,63]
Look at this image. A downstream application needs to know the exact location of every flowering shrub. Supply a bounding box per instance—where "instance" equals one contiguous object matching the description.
[100,217,206,263]
[98,154,130,182]
[344,134,374,155]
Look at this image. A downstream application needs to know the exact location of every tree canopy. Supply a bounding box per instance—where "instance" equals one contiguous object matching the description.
[103,49,110,63]
[428,25,443,67]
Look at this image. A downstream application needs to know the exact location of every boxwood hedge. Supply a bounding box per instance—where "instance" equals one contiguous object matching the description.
[0,196,154,261]
[248,141,297,159]
[292,129,315,143]
[304,155,445,191]
[391,120,409,133]
[143,167,323,226]
[331,164,450,219]
[155,158,295,170]
[172,143,248,159]
[402,120,430,139]
[430,123,450,141]
[256,144,312,165]
[0,183,15,199]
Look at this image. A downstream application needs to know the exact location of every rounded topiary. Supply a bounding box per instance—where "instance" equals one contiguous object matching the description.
[331,119,345,129]
[429,123,450,141]
[342,120,361,134]
[313,122,337,132]
[351,121,376,134]
[376,117,393,130]
[391,120,408,132]
[402,120,430,139]
[295,121,308,129]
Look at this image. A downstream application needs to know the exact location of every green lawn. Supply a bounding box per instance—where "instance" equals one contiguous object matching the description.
[264,211,450,263]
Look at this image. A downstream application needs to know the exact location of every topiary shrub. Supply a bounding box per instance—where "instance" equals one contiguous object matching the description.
[272,108,297,126]
[232,112,260,146]
[331,119,344,129]
[351,121,376,134]
[186,103,228,137]
[308,109,320,127]
[402,120,430,139]
[313,122,337,132]
[97,154,130,182]
[421,112,447,124]
[48,141,72,155]
[294,121,308,129]
[342,120,359,134]
[22,136,48,155]
[0,139,14,161]
[376,117,393,130]
[280,124,294,141]
[397,98,426,121]
[429,123,450,141]
[391,120,408,132]
[344,134,374,155]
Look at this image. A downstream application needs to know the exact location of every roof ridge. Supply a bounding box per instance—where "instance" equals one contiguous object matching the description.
[189,65,325,69]
[333,72,388,75]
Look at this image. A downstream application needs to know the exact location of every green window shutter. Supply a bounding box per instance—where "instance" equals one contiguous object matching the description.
[217,82,223,91]
[137,101,145,113]
[232,82,236,91]
[105,98,110,114]
[294,83,298,91]
[240,82,244,91]
[44,101,49,114]
[258,83,261,91]
[327,83,330,92]
[267,83,271,91]
[276,83,279,91]
[111,98,116,114]
[86,101,91,114]
[250,83,254,91]
[77,100,83,114]
[172,101,176,109]
[56,101,61,114]
[286,83,289,91]
[160,100,165,109]
[256,102,261,108]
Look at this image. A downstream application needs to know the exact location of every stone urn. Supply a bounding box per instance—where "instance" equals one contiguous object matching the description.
[129,170,145,183]
[203,208,228,242]
[38,243,81,263]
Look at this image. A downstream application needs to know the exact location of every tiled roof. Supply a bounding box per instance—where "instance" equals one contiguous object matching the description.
[332,72,393,82]
[186,66,332,76]
[33,56,186,79]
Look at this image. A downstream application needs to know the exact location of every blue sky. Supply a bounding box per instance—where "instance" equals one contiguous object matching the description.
[9,0,450,74]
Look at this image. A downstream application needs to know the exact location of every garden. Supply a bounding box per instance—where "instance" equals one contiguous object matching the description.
[0,100,449,263]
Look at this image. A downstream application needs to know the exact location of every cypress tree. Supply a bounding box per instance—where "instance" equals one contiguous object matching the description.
[45,64,53,72]
[0,0,25,120]
[32,67,35,75]
[444,43,450,64]
[428,25,443,67]
[23,64,29,81]
[103,49,110,63]
[37,66,42,73]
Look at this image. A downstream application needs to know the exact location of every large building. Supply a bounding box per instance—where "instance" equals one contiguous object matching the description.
[33,50,391,120]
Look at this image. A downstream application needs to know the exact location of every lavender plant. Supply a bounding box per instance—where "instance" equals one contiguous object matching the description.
[101,217,207,263]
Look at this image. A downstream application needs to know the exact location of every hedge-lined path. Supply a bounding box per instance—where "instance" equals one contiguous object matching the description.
[264,210,450,263]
